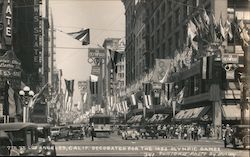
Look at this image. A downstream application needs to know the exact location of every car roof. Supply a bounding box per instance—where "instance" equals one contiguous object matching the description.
[0,131,9,138]
[0,122,37,131]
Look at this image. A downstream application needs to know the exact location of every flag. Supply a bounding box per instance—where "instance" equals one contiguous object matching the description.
[3,81,16,117]
[238,20,250,46]
[202,9,210,25]
[153,59,172,82]
[67,28,90,45]
[65,79,74,96]
[224,18,233,41]
[28,83,48,108]
[176,87,185,104]
[109,49,123,73]
[219,13,226,40]
[187,20,198,50]
[90,75,98,94]
[131,94,136,105]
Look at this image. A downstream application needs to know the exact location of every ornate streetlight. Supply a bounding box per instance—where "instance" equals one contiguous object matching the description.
[19,86,34,123]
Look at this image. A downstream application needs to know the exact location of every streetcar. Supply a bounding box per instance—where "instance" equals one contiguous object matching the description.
[89,114,112,137]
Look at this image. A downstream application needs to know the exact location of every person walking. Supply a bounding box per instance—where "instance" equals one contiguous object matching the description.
[91,126,95,141]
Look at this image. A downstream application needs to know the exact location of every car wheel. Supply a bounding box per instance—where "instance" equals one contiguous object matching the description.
[66,137,69,141]
[125,137,127,140]
[54,137,58,142]
[136,137,139,140]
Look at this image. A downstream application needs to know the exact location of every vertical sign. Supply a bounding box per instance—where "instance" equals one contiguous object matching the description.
[33,0,41,66]
[3,0,12,45]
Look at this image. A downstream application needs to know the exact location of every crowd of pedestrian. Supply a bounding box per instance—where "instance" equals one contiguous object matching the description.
[150,123,215,140]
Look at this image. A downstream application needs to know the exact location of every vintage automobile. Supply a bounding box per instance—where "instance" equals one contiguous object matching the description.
[224,125,250,149]
[141,127,159,139]
[50,126,69,141]
[0,131,12,156]
[0,122,56,156]
[68,124,84,140]
[121,129,140,140]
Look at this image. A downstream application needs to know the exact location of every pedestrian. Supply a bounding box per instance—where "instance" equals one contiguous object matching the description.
[206,124,211,139]
[91,126,95,141]
[193,126,198,141]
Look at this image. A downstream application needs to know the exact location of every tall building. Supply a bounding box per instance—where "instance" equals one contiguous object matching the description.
[123,0,250,135]
[122,0,147,86]
[12,0,43,91]
[103,38,126,115]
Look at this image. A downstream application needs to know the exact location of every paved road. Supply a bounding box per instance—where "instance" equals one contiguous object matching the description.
[53,133,249,157]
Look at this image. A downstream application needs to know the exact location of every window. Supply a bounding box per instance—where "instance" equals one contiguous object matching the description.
[167,0,172,12]
[175,8,181,25]
[151,18,154,32]
[161,22,166,39]
[175,32,180,49]
[161,43,166,58]
[156,11,160,25]
[157,48,160,58]
[151,35,155,50]
[168,16,172,32]
[161,2,166,19]
[168,38,172,57]
[157,29,160,43]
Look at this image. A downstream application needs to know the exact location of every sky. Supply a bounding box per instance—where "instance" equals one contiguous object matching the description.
[49,0,125,104]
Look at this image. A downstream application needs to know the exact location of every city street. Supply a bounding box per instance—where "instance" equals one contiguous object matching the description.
[53,133,249,157]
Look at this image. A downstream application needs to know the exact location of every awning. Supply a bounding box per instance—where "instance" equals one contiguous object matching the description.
[127,115,142,123]
[175,106,210,121]
[148,114,169,123]
[222,104,250,120]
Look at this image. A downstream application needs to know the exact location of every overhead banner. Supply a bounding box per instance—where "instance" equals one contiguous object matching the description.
[91,65,101,76]
[152,59,172,82]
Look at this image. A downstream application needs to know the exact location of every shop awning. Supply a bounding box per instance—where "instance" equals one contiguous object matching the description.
[175,106,210,121]
[222,104,250,120]
[127,115,142,123]
[148,114,169,123]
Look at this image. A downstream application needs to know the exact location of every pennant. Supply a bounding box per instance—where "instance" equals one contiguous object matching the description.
[67,28,90,45]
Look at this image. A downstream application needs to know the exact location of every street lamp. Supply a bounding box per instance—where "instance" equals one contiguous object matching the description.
[19,86,34,123]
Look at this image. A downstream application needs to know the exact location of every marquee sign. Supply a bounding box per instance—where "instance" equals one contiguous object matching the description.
[88,48,105,59]
[0,51,21,89]
[3,0,13,45]
[33,0,42,66]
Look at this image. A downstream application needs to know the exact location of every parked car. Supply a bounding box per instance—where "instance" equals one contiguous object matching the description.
[0,122,56,156]
[68,125,84,140]
[141,127,159,139]
[122,129,140,140]
[224,125,250,149]
[51,126,69,141]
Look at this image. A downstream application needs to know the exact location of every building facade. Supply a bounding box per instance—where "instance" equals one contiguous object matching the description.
[123,0,250,135]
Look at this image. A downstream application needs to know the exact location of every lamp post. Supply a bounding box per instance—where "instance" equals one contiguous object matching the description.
[19,86,34,123]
